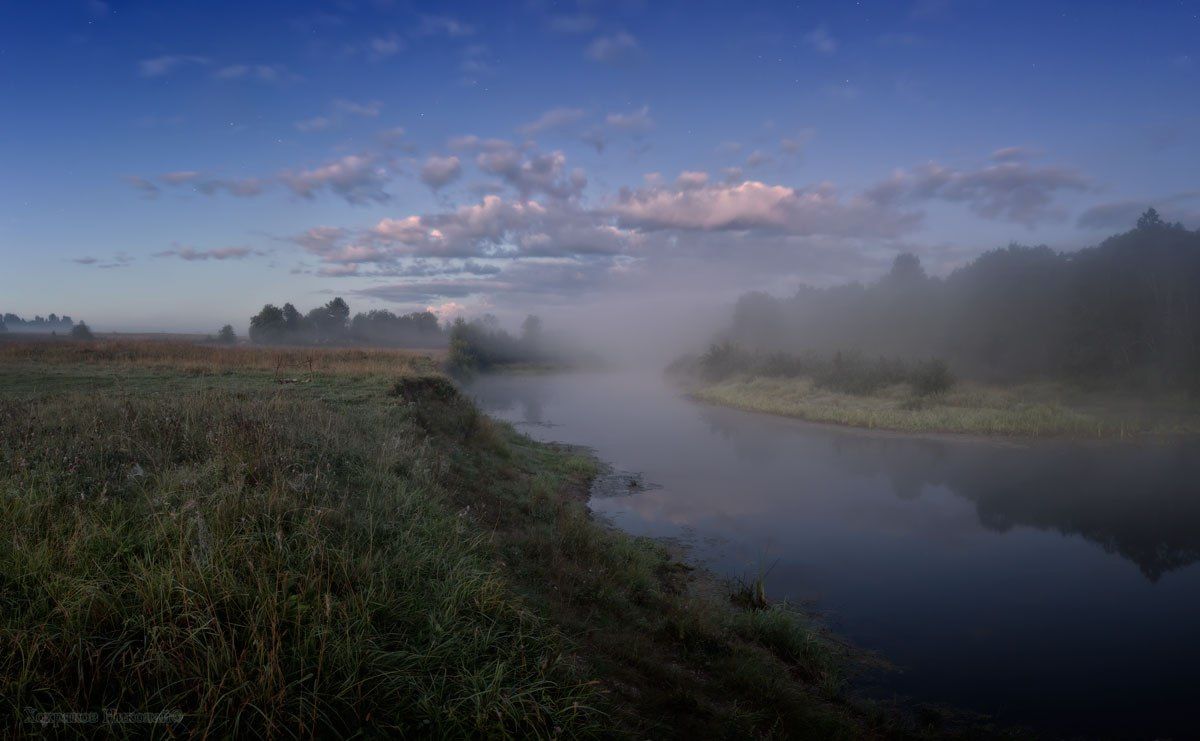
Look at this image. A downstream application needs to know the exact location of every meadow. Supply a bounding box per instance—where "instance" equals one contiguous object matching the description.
[688,375,1200,439]
[0,339,965,738]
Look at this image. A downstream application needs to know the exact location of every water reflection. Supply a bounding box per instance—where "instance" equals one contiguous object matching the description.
[697,405,1200,582]
[467,371,1200,735]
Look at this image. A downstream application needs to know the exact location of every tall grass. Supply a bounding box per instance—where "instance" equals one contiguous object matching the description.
[0,390,596,736]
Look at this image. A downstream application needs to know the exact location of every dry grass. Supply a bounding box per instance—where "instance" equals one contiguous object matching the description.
[693,375,1200,438]
[0,338,445,377]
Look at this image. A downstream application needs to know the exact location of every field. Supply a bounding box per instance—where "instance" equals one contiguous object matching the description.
[0,340,965,738]
[689,375,1200,439]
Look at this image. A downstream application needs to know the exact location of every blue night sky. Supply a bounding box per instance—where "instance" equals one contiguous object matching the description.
[2,0,1198,333]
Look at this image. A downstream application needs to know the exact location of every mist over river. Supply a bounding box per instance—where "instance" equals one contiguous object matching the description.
[467,371,1200,738]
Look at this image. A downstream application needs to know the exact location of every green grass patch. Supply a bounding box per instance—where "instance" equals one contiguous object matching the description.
[692,375,1200,439]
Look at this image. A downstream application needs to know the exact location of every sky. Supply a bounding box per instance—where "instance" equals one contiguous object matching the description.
[2,0,1199,335]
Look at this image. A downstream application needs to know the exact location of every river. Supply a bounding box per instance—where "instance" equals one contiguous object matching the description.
[466,371,1200,738]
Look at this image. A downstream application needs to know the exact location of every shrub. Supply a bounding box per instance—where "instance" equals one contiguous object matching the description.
[911,358,955,396]
[814,352,908,395]
[69,321,94,340]
[216,324,237,344]
[699,341,751,381]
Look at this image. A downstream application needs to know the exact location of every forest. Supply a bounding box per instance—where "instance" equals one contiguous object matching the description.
[714,210,1200,390]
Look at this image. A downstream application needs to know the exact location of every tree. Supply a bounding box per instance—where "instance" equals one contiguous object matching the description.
[217,325,237,344]
[282,303,305,332]
[886,253,926,284]
[249,304,287,344]
[1137,208,1164,230]
[307,297,351,342]
[70,321,94,340]
[447,318,479,374]
[520,314,543,357]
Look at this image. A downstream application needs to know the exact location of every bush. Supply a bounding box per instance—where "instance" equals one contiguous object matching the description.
[814,352,908,395]
[216,324,237,344]
[911,358,955,396]
[69,321,94,340]
[699,341,751,381]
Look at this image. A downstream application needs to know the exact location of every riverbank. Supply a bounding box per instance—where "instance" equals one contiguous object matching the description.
[0,340,965,737]
[685,374,1200,439]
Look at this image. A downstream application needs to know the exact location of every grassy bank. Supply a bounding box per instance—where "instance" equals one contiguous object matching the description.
[688,374,1200,439]
[0,340,955,737]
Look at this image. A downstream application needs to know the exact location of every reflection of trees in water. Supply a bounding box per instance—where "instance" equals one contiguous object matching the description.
[836,437,1200,581]
[465,377,547,426]
[697,405,1200,582]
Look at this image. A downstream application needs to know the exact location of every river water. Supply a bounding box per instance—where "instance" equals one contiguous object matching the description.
[466,371,1200,738]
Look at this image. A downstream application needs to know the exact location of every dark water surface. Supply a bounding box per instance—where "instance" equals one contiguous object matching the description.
[467,371,1200,738]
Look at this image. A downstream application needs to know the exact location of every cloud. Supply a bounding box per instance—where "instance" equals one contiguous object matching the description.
[1077,193,1200,230]
[803,25,838,54]
[418,15,474,37]
[459,44,493,80]
[605,105,654,132]
[270,148,1098,310]
[745,150,771,169]
[154,245,261,261]
[73,253,134,269]
[473,144,587,200]
[586,32,640,64]
[358,279,512,303]
[610,178,919,237]
[781,129,816,156]
[334,99,382,118]
[153,171,267,197]
[865,160,1090,226]
[280,154,391,204]
[123,175,160,198]
[296,116,333,132]
[990,146,1040,162]
[295,99,382,133]
[519,107,586,135]
[212,63,296,83]
[420,155,463,190]
[138,55,208,77]
[547,14,596,33]
[368,33,405,59]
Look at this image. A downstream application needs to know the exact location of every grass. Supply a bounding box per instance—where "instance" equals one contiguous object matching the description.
[691,375,1200,439]
[0,339,972,738]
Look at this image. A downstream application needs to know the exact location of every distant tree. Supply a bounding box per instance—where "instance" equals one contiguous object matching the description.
[520,314,543,357]
[70,321,94,340]
[249,304,287,344]
[1137,208,1164,230]
[711,212,1200,389]
[217,325,237,344]
[307,297,351,342]
[521,314,542,339]
[886,253,927,284]
[282,303,305,332]
[447,318,478,373]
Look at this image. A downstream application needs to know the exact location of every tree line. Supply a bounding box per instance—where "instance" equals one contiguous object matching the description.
[1,313,76,333]
[247,298,445,347]
[716,210,1200,390]
[447,315,550,372]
